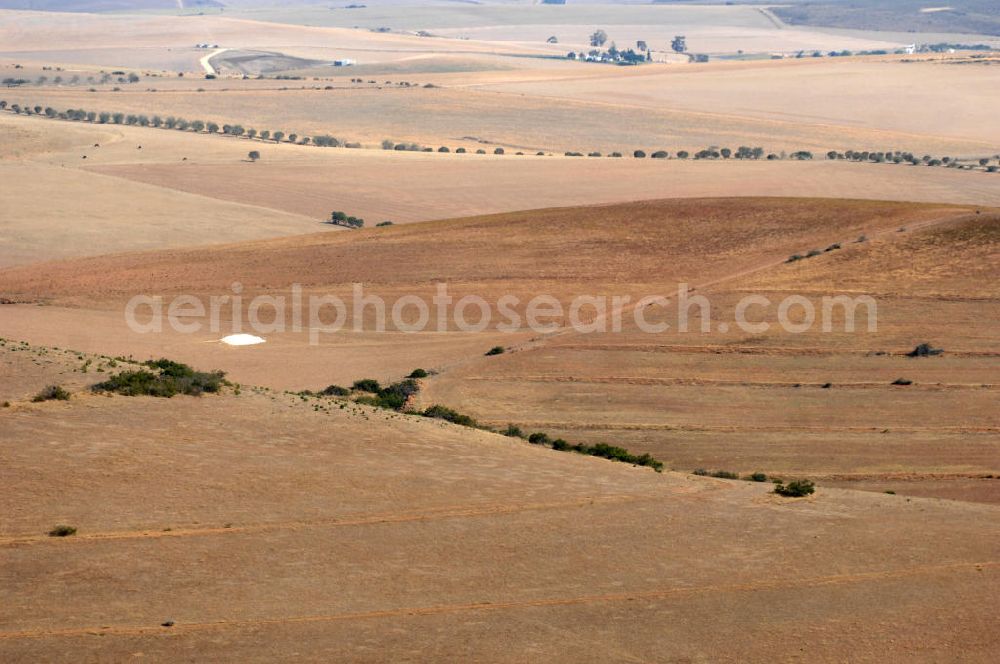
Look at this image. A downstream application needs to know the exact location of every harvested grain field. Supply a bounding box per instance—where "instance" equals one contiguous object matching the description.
[1,343,999,661]
[2,198,996,506]
[3,3,1000,659]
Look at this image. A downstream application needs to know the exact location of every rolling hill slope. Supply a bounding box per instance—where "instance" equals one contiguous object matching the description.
[1,340,998,661]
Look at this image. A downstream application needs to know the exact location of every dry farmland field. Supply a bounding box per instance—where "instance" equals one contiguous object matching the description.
[1,2,999,661]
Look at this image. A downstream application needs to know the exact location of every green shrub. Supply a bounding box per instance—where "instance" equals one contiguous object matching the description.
[374,379,420,410]
[92,359,225,397]
[422,404,478,427]
[408,368,429,378]
[32,385,70,402]
[352,378,381,393]
[528,432,550,445]
[632,453,663,472]
[774,479,815,497]
[321,384,350,397]
[906,343,942,357]
[710,470,739,479]
[502,424,524,438]
[549,440,665,471]
[747,472,768,482]
[485,346,505,356]
[145,358,194,378]
[693,468,709,476]
[48,525,77,537]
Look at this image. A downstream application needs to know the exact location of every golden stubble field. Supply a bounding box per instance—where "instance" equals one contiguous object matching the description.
[1,342,999,661]
[2,197,996,505]
[418,207,1000,503]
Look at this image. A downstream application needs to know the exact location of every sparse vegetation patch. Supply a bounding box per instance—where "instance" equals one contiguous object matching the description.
[32,385,70,402]
[774,479,816,497]
[92,359,226,397]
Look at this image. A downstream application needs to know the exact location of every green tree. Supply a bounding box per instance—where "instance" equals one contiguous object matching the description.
[248,150,260,161]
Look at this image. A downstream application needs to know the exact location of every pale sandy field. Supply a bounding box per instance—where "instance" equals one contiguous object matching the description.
[3,113,999,268]
[8,58,999,155]
[3,8,998,159]
[228,1,984,55]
